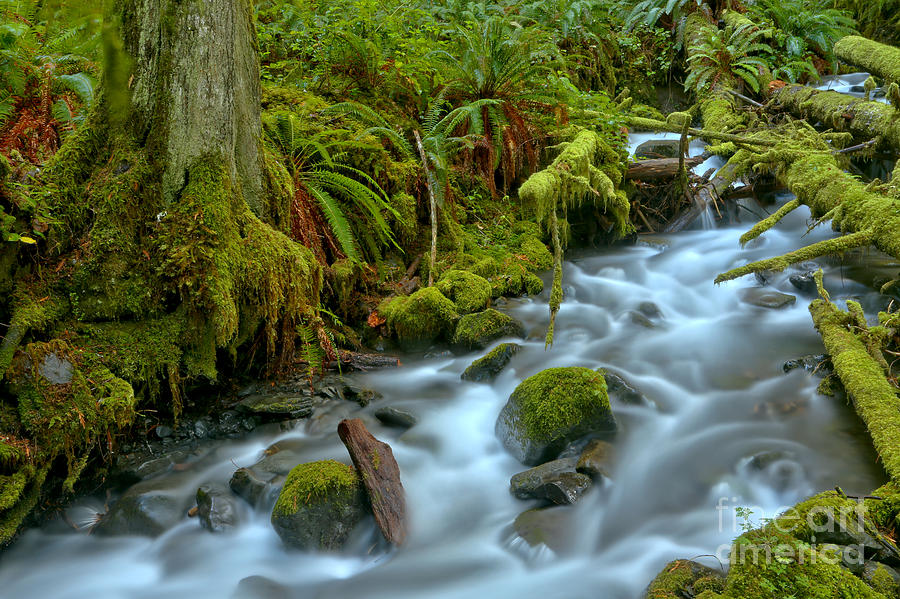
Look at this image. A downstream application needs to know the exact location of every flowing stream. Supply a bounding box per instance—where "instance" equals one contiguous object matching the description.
[0,155,893,599]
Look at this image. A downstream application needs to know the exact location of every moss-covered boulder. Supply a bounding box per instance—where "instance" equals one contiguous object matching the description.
[270,460,367,551]
[378,287,458,350]
[496,367,616,465]
[518,235,553,271]
[644,559,724,598]
[461,343,521,382]
[452,309,525,351]
[436,270,492,313]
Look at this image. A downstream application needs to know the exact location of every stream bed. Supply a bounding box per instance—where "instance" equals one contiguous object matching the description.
[0,194,893,598]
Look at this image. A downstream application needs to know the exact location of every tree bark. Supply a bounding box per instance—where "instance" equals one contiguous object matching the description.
[120,0,265,213]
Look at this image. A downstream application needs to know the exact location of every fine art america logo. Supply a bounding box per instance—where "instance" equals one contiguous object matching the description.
[714,496,876,567]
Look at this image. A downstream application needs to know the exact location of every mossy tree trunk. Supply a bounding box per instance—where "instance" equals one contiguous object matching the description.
[0,0,320,545]
[835,35,900,85]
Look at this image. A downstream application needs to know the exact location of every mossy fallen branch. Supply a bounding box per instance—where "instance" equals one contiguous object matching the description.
[625,117,776,148]
[738,199,800,246]
[835,35,900,85]
[810,295,900,479]
[772,84,900,151]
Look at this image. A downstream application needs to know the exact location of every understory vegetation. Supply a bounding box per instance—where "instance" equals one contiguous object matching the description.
[1,1,900,595]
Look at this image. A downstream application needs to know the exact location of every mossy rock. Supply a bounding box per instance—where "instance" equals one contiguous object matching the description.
[518,235,553,271]
[495,367,616,466]
[452,309,525,351]
[461,343,521,382]
[378,287,458,350]
[436,270,492,314]
[270,460,367,551]
[645,559,724,598]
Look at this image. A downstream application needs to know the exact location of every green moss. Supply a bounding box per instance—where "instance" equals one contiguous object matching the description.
[272,460,360,517]
[835,36,900,85]
[378,287,458,348]
[868,564,899,596]
[647,560,723,599]
[514,367,609,444]
[518,236,553,271]
[0,464,47,546]
[390,192,417,248]
[437,270,492,313]
[452,309,524,350]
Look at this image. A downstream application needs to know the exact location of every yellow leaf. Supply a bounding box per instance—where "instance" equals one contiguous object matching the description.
[19,236,36,244]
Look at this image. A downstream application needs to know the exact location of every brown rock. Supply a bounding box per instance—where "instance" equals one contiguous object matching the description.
[576,440,615,478]
[337,418,407,545]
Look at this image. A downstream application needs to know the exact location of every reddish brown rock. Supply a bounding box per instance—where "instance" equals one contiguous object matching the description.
[337,418,407,545]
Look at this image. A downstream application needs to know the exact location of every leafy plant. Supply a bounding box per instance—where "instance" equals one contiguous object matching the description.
[748,0,855,68]
[266,112,400,263]
[684,21,773,93]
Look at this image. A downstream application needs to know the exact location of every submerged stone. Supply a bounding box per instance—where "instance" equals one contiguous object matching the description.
[789,271,818,294]
[496,367,616,466]
[374,406,417,429]
[576,439,615,478]
[196,485,239,533]
[738,288,797,309]
[94,480,190,537]
[270,460,367,551]
[513,506,574,552]
[461,343,521,382]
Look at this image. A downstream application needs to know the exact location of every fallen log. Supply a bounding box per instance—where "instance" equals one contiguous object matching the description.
[664,163,737,233]
[809,292,900,480]
[772,84,900,150]
[327,351,401,372]
[625,156,705,181]
[337,418,407,545]
[835,35,900,85]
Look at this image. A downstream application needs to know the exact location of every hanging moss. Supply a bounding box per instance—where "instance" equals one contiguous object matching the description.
[835,36,900,85]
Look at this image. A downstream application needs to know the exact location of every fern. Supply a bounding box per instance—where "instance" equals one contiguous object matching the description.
[685,21,774,94]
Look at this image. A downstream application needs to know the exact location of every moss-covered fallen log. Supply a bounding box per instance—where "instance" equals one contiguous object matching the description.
[772,84,900,150]
[625,116,777,147]
[810,294,900,479]
[716,143,900,283]
[835,35,900,85]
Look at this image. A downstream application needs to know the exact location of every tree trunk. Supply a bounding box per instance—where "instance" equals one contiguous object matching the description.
[120,0,264,213]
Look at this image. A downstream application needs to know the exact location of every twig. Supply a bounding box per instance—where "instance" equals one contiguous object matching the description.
[833,139,877,155]
[727,88,764,108]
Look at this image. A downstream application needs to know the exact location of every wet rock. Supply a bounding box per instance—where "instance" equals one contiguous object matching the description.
[783,354,832,375]
[374,406,417,429]
[738,288,797,309]
[342,384,381,407]
[862,562,900,595]
[644,559,724,599]
[154,424,173,439]
[603,371,650,406]
[744,450,795,472]
[754,269,778,286]
[576,440,615,478]
[236,392,317,420]
[94,480,190,537]
[496,367,616,466]
[789,271,818,294]
[452,309,525,351]
[229,442,301,506]
[233,576,292,599]
[634,139,680,159]
[338,418,407,545]
[38,353,73,385]
[637,301,663,319]
[513,506,573,552]
[627,311,655,328]
[270,460,367,550]
[509,458,592,505]
[196,485,239,533]
[461,343,521,382]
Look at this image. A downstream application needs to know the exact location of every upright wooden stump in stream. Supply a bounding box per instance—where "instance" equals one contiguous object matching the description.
[338,418,407,545]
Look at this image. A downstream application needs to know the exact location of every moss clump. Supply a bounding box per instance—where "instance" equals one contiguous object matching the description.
[270,459,367,551]
[436,270,492,314]
[646,560,724,599]
[378,287,458,349]
[452,309,525,351]
[518,236,553,271]
[495,367,616,465]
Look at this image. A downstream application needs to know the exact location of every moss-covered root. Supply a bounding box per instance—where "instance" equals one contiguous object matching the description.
[772,85,900,151]
[810,298,900,479]
[835,35,900,85]
[716,229,873,283]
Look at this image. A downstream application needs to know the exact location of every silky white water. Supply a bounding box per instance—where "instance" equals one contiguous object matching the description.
[0,194,889,599]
